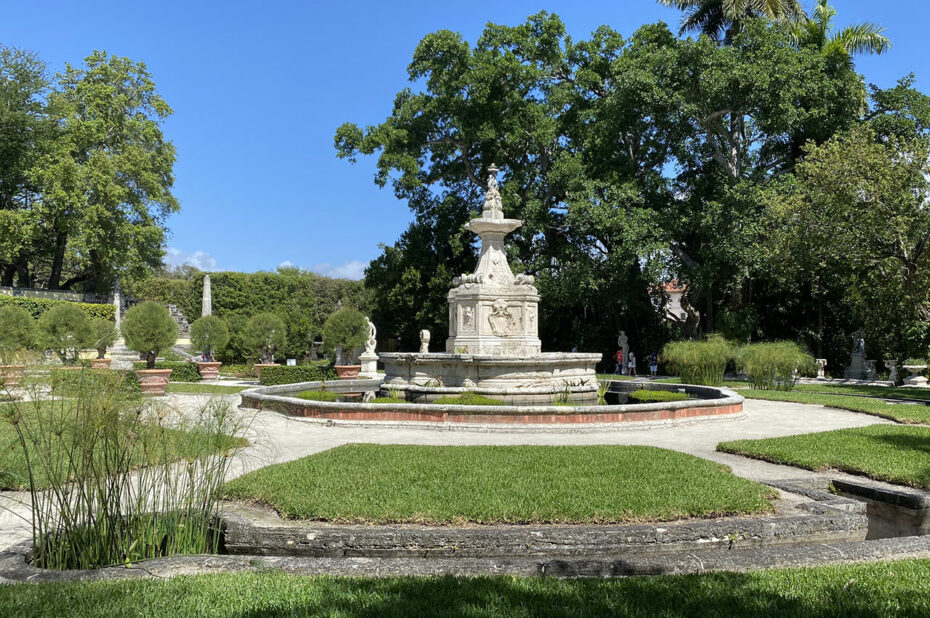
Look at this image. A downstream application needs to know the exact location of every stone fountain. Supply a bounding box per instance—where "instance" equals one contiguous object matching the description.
[379,165,601,404]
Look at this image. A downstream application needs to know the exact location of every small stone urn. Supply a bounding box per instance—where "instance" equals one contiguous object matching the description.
[902,364,928,388]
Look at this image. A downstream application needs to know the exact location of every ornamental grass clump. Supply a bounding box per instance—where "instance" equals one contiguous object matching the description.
[738,341,815,391]
[0,369,247,570]
[122,302,177,369]
[660,335,735,386]
[37,303,93,365]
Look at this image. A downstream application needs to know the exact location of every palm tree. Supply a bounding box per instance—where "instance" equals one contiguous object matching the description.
[657,0,805,41]
[786,0,890,58]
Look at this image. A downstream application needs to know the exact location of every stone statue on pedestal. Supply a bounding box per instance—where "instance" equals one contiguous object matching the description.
[617,331,630,375]
[359,316,379,378]
[844,330,870,380]
[419,329,431,354]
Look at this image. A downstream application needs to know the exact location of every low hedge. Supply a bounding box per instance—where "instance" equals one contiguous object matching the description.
[258,363,337,386]
[627,389,690,403]
[132,361,201,382]
[50,368,141,396]
[0,295,114,321]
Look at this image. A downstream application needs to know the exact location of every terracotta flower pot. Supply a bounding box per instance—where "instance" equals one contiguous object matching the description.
[253,363,279,379]
[91,358,112,370]
[0,364,25,388]
[335,365,362,379]
[135,368,173,396]
[196,361,223,382]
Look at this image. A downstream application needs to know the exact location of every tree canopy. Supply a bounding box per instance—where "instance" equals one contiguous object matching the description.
[337,9,930,368]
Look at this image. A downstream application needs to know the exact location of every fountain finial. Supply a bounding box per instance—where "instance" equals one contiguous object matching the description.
[482,164,503,219]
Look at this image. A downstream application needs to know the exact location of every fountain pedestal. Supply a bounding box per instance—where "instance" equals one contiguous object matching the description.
[382,165,600,404]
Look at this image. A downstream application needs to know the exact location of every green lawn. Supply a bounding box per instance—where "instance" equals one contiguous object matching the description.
[0,402,246,490]
[166,383,248,395]
[718,424,930,488]
[793,383,930,400]
[223,444,775,524]
[738,389,930,424]
[3,560,930,616]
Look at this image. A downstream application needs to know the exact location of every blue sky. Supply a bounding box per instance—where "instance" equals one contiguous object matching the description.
[3,1,928,279]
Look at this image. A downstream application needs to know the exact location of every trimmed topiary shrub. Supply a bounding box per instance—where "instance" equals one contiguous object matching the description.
[0,305,35,364]
[661,335,735,386]
[90,318,118,358]
[242,312,287,364]
[122,302,177,369]
[132,361,201,382]
[38,303,94,365]
[738,341,816,391]
[190,315,230,361]
[258,363,337,386]
[322,308,368,365]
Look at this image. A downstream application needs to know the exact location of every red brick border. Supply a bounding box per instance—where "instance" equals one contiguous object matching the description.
[249,400,742,425]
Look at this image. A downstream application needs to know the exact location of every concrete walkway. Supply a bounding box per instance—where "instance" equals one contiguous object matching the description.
[0,395,893,552]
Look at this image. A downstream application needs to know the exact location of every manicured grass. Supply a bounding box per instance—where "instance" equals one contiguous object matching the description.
[165,383,247,395]
[0,402,245,490]
[739,389,930,424]
[793,383,930,401]
[4,560,930,616]
[224,444,775,524]
[719,424,930,488]
[372,396,406,403]
[295,390,341,402]
[432,392,507,406]
[628,389,690,403]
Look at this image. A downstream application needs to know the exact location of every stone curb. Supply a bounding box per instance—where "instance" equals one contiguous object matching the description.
[4,536,930,582]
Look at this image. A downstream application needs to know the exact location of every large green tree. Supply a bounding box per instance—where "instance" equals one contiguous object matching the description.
[657,0,805,41]
[0,47,178,293]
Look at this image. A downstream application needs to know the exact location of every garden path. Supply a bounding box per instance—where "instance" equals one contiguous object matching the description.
[0,395,893,554]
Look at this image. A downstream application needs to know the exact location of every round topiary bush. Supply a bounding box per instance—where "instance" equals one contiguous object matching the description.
[91,317,118,358]
[190,315,230,361]
[122,302,178,369]
[38,303,94,365]
[242,313,287,364]
[322,308,368,365]
[0,305,35,364]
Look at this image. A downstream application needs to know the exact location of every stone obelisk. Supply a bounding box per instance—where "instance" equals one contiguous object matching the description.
[202,274,212,317]
[108,278,139,369]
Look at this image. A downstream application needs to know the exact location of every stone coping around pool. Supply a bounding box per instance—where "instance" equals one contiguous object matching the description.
[239,380,744,429]
[219,488,866,559]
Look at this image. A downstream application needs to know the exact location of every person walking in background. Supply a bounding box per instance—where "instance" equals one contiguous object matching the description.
[628,351,636,377]
[614,349,624,375]
[649,352,658,378]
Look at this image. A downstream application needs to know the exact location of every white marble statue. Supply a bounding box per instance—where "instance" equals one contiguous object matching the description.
[365,317,377,354]
[419,329,431,354]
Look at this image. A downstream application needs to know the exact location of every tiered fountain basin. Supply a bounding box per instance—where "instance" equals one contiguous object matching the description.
[239,379,744,430]
[379,351,602,405]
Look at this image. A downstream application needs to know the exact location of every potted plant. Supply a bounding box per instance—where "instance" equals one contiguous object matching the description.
[37,303,94,367]
[122,301,177,396]
[322,307,368,379]
[190,315,229,381]
[243,312,287,378]
[90,317,118,369]
[0,305,35,387]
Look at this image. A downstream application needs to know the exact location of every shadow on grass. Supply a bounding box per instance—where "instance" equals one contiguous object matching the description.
[8,567,929,617]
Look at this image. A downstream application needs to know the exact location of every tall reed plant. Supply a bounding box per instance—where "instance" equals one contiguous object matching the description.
[0,368,247,570]
[661,335,735,386]
[738,341,815,391]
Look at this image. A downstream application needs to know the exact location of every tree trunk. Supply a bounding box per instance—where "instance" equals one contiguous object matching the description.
[48,231,68,290]
[705,285,715,333]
